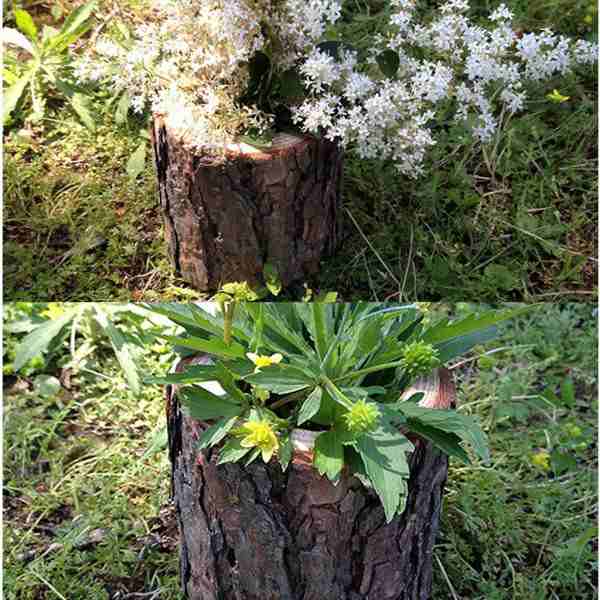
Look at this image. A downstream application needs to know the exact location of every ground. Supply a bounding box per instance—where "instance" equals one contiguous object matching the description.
[3,302,597,599]
[2,0,598,301]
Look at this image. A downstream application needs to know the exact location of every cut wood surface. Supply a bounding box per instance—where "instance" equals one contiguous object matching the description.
[165,357,456,600]
[152,118,343,291]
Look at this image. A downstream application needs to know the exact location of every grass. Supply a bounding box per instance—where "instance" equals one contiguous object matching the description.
[3,302,598,599]
[2,0,598,301]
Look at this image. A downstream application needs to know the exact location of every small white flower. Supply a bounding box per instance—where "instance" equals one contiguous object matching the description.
[490,4,514,22]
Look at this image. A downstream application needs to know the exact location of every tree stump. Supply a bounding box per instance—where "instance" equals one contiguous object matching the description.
[165,358,456,600]
[151,117,343,291]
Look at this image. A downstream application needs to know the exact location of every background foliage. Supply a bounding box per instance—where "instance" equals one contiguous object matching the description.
[2,0,598,301]
[3,302,597,599]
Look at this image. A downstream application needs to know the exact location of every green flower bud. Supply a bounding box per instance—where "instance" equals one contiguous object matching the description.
[28,356,45,371]
[253,386,271,404]
[399,341,440,379]
[343,399,381,434]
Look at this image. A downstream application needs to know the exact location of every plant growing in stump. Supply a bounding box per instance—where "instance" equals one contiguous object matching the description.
[75,0,597,290]
[148,302,530,599]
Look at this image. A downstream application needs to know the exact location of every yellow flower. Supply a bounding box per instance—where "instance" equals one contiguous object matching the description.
[246,352,283,372]
[41,303,68,320]
[238,420,279,462]
[546,89,570,103]
[531,451,551,471]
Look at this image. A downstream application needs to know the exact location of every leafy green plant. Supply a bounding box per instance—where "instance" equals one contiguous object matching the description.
[212,265,338,304]
[2,2,97,128]
[6,303,149,396]
[147,302,530,521]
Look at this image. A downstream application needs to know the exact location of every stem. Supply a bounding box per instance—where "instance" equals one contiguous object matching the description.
[334,360,405,384]
[269,389,309,411]
[223,301,235,346]
[321,375,353,409]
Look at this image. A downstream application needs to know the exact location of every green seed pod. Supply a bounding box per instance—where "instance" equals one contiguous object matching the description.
[399,341,441,379]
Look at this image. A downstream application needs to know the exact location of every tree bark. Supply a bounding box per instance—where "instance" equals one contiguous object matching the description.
[165,359,455,600]
[151,118,343,291]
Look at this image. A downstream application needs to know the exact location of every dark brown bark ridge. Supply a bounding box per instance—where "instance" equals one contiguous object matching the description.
[151,119,343,291]
[166,361,455,600]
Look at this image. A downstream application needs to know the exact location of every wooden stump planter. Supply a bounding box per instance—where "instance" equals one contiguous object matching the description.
[151,117,343,291]
[165,356,456,600]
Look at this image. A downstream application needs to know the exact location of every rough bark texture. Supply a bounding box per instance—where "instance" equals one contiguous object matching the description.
[151,118,343,291]
[166,359,455,600]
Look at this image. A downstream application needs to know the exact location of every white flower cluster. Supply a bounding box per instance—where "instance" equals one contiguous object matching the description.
[292,1,597,174]
[76,0,597,172]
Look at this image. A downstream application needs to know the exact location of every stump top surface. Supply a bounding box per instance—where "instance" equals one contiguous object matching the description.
[225,132,310,158]
[153,114,312,161]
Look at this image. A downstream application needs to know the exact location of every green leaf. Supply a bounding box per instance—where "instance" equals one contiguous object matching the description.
[212,361,248,404]
[422,306,533,345]
[311,303,329,360]
[314,291,338,303]
[356,428,413,522]
[70,92,96,131]
[160,334,246,359]
[483,264,519,291]
[14,9,38,42]
[127,141,146,180]
[322,378,353,410]
[179,386,242,420]
[310,388,344,425]
[404,419,470,463]
[260,304,314,356]
[279,68,304,98]
[59,1,97,39]
[550,449,577,475]
[145,364,222,385]
[197,416,238,450]
[421,306,535,363]
[561,377,575,408]
[3,71,33,123]
[94,308,141,396]
[147,303,227,339]
[297,387,322,426]
[249,303,264,352]
[263,263,282,296]
[313,429,345,481]
[434,327,498,363]
[278,433,293,471]
[14,311,75,371]
[217,438,252,464]
[396,402,489,463]
[115,92,130,125]
[376,50,400,78]
[244,364,315,394]
[238,133,273,149]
